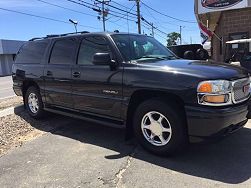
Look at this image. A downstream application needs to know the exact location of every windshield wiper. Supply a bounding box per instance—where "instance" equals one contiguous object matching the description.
[135,55,166,60]
[135,55,176,60]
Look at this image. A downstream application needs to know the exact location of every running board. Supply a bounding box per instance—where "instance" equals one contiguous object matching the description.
[44,107,126,129]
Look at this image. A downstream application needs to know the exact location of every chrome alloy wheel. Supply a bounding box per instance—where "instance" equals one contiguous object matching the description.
[28,93,39,114]
[141,111,172,146]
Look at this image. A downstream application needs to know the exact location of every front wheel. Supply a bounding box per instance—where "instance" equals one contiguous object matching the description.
[133,99,187,156]
[24,86,45,119]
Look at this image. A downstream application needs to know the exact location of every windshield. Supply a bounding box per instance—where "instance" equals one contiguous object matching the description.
[111,34,177,62]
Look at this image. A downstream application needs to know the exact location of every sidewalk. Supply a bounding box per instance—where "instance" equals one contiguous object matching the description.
[0,76,15,100]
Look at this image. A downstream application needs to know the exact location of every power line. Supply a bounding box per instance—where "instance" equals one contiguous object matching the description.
[110,5,136,23]
[141,4,178,31]
[66,0,137,21]
[66,0,97,10]
[110,1,133,10]
[66,0,138,22]
[36,0,97,18]
[0,7,100,30]
[95,0,137,16]
[36,0,125,30]
[141,1,197,24]
[76,0,100,8]
[105,7,137,20]
[108,12,137,23]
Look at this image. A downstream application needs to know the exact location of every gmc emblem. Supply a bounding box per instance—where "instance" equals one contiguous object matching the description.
[243,84,250,93]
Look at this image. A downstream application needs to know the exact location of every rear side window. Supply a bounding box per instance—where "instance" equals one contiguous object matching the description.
[15,40,48,64]
[50,38,77,65]
[78,36,110,65]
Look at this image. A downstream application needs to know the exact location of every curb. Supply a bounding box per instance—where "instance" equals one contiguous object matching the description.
[0,95,16,101]
[0,105,24,118]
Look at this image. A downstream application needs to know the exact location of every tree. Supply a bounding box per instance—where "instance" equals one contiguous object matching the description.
[166,32,181,46]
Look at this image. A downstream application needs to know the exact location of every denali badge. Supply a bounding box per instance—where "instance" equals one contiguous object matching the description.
[103,90,119,95]
[202,0,243,9]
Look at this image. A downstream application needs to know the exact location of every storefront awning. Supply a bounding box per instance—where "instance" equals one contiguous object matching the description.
[226,39,251,44]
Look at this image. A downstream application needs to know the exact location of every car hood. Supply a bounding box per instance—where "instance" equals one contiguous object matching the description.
[137,59,249,80]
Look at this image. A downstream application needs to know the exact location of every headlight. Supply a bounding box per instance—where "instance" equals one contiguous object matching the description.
[197,80,232,106]
[197,80,231,94]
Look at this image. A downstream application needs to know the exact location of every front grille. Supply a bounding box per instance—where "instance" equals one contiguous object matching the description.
[232,78,250,103]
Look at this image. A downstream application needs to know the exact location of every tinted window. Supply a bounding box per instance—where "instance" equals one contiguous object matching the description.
[111,34,176,62]
[50,38,77,65]
[78,36,110,65]
[15,40,48,64]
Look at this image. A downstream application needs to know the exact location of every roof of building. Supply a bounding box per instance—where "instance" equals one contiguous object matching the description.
[0,39,25,55]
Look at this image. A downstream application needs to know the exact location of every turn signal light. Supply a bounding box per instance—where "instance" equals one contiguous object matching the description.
[203,95,228,103]
[197,82,212,93]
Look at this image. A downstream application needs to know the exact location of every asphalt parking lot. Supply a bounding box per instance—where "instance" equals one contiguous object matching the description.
[0,109,251,188]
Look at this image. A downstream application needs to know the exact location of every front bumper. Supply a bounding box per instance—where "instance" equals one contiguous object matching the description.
[185,101,250,142]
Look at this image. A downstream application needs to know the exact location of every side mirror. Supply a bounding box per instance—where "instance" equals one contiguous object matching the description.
[92,53,112,66]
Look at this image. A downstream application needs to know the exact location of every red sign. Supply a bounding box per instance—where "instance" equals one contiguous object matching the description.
[202,0,244,9]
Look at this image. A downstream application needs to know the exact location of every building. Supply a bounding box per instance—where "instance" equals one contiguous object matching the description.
[0,39,25,76]
[194,0,251,62]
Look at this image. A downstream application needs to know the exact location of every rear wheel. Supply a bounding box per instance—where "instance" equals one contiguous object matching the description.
[133,99,187,156]
[24,86,45,119]
[196,48,209,60]
[183,51,194,60]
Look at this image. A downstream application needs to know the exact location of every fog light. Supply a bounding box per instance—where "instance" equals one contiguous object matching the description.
[203,94,229,103]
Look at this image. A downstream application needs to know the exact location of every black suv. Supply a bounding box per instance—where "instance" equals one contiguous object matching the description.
[12,32,251,155]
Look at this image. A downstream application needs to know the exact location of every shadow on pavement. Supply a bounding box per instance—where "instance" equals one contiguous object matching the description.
[15,108,251,184]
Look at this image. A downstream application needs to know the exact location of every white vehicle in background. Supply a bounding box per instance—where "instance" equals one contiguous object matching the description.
[225,38,251,69]
[203,41,211,57]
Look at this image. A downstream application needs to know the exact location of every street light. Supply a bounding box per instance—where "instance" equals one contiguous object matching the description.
[69,19,78,33]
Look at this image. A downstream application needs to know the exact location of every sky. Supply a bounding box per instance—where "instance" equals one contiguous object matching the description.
[0,0,201,45]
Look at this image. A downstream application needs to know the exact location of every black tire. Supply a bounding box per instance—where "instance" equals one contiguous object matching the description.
[196,48,209,60]
[183,51,194,60]
[133,99,188,156]
[24,86,45,119]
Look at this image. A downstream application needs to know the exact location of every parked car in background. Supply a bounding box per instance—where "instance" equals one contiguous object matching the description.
[225,39,251,71]
[167,44,209,60]
[12,32,251,156]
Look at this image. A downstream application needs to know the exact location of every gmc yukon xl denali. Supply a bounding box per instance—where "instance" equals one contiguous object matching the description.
[12,32,251,155]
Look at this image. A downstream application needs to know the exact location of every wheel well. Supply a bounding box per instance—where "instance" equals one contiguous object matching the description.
[125,90,186,140]
[22,80,40,98]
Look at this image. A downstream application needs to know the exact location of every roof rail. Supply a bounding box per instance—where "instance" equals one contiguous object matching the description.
[29,31,90,41]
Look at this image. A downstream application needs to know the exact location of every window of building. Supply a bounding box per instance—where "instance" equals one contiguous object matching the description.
[77,36,111,65]
[50,38,77,65]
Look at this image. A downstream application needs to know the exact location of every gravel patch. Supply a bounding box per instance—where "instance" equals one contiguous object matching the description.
[0,111,65,156]
[0,96,23,111]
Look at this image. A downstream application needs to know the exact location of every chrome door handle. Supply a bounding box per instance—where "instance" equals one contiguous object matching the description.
[72,72,80,78]
[47,71,53,76]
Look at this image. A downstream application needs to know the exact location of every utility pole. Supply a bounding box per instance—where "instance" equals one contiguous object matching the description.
[129,0,141,34]
[94,0,110,31]
[179,26,182,45]
[151,23,154,37]
[136,0,141,34]
[102,0,105,31]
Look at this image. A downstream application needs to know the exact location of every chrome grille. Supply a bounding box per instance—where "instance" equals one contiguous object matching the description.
[232,78,250,103]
